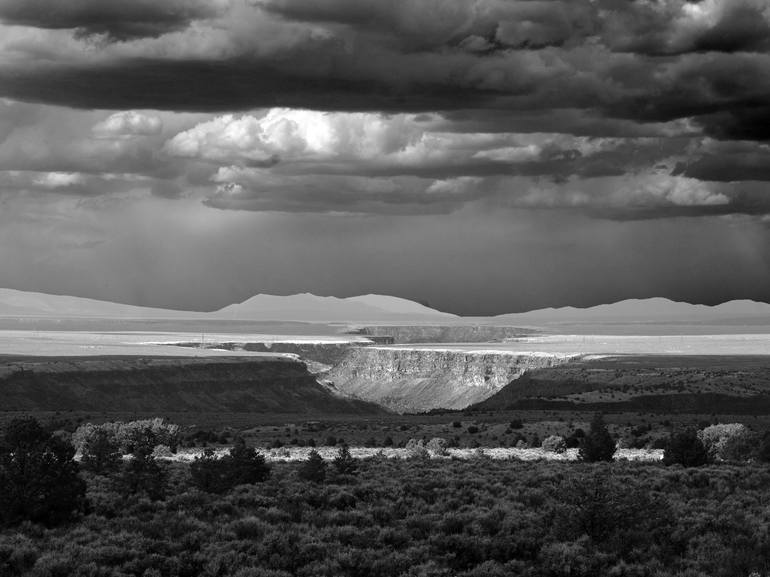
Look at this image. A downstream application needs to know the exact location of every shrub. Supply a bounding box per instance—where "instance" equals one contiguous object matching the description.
[720,430,757,462]
[228,437,271,485]
[757,432,770,463]
[698,423,749,461]
[152,444,173,459]
[0,417,86,526]
[509,419,524,430]
[542,435,567,454]
[119,448,167,501]
[190,438,270,494]
[663,429,709,467]
[406,438,429,458]
[299,450,326,483]
[467,426,479,434]
[73,419,180,456]
[332,444,358,476]
[80,427,122,474]
[190,449,230,494]
[579,414,616,462]
[426,437,449,456]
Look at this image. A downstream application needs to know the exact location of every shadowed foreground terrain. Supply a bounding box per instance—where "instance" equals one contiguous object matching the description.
[2,458,770,577]
[0,356,385,415]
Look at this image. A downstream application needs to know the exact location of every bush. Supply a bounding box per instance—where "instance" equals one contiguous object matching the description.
[720,430,757,462]
[757,432,770,463]
[406,438,429,458]
[228,437,271,485]
[0,417,86,526]
[190,449,230,493]
[542,435,567,454]
[332,444,358,476]
[579,414,616,462]
[663,429,709,467]
[191,438,271,494]
[698,423,749,461]
[79,427,122,474]
[299,450,326,483]
[73,419,180,456]
[119,448,167,501]
[426,437,449,456]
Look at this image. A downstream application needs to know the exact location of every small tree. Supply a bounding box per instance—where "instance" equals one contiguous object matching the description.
[228,437,270,485]
[698,423,749,461]
[579,414,616,462]
[718,430,756,462]
[190,449,231,493]
[663,429,709,467]
[119,446,167,501]
[332,444,358,476]
[80,428,122,474]
[190,438,270,494]
[0,417,86,526]
[299,449,326,483]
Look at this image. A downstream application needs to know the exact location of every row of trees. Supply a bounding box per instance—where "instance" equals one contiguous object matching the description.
[519,415,770,466]
[4,414,770,528]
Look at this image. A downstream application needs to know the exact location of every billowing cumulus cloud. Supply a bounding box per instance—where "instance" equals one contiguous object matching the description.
[92,111,162,139]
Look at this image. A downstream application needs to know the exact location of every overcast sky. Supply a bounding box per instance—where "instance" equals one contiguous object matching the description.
[0,0,769,314]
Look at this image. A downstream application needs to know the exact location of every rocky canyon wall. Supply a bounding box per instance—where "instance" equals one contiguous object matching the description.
[325,347,579,413]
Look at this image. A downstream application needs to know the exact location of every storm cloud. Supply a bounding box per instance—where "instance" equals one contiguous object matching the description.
[0,0,222,40]
[0,0,769,312]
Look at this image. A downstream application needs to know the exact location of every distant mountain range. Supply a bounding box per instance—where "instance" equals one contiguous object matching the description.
[0,288,456,322]
[493,297,770,325]
[0,288,768,324]
[215,293,457,322]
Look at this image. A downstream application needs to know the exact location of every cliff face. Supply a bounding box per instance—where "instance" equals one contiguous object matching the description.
[0,356,386,415]
[348,325,535,344]
[325,347,577,413]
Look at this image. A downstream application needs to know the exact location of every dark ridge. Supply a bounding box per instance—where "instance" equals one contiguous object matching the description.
[485,394,770,416]
[0,356,386,415]
[470,355,770,415]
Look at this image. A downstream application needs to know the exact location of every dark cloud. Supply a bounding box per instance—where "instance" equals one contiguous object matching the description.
[0,0,769,222]
[2,1,770,313]
[0,1,766,144]
[677,141,770,181]
[0,0,219,40]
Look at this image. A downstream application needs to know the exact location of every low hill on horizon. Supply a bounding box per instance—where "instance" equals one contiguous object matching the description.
[0,288,456,322]
[492,297,770,326]
[0,288,768,325]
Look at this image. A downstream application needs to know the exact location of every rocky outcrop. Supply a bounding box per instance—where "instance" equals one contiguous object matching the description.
[347,325,535,344]
[0,356,386,415]
[326,347,578,413]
